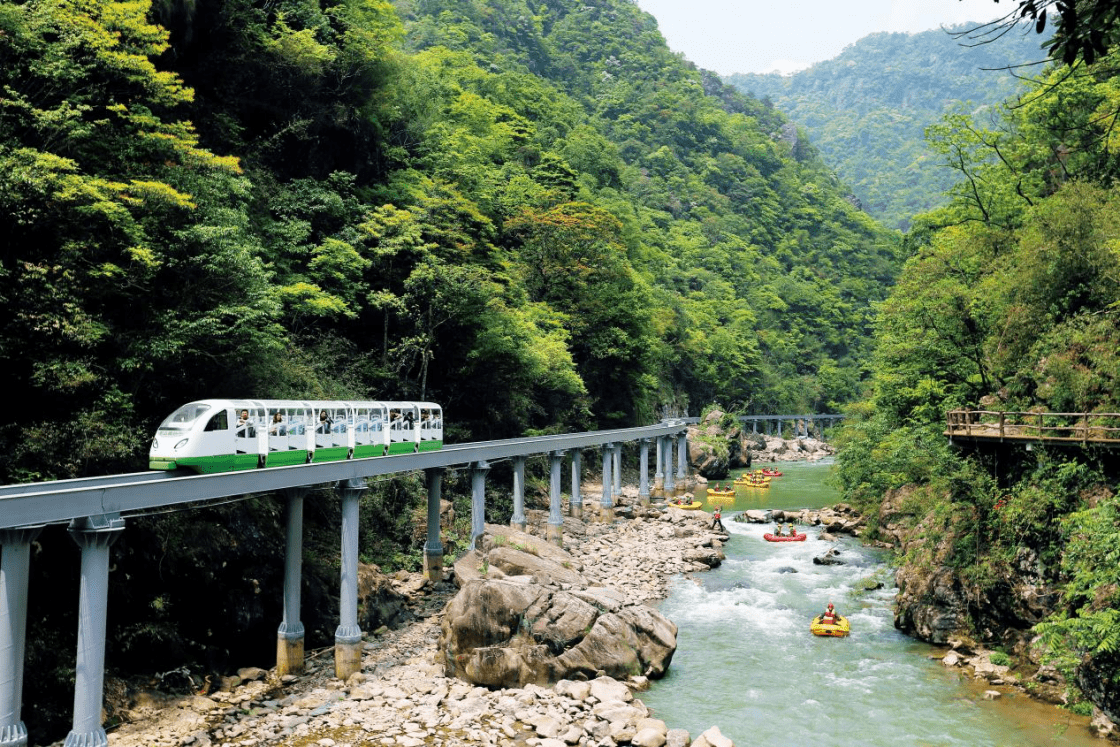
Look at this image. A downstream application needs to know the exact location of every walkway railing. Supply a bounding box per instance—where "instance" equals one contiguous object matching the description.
[945,409,1120,445]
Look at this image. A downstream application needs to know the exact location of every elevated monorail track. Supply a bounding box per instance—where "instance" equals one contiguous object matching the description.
[0,420,690,530]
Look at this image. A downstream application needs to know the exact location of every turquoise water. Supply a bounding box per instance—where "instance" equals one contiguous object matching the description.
[642,459,1098,746]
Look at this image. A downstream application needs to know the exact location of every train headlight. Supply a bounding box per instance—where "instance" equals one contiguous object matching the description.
[174,439,189,450]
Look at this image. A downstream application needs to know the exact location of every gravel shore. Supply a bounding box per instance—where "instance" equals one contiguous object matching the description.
[92,487,737,747]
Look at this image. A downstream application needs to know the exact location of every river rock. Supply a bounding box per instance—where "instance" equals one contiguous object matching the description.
[737,510,768,523]
[666,728,691,747]
[693,725,733,747]
[441,529,678,687]
[813,549,844,566]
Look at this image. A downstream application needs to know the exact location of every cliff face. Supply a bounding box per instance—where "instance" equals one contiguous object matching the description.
[881,486,1060,651]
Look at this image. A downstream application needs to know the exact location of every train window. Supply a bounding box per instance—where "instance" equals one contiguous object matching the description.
[158,403,211,431]
[204,410,229,432]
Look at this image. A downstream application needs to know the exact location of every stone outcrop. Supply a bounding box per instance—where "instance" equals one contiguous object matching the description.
[441,524,678,688]
[687,409,835,480]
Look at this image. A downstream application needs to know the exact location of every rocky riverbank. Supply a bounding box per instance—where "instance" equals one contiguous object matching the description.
[92,488,736,747]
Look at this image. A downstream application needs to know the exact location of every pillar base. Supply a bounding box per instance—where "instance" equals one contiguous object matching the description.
[334,637,363,681]
[509,517,527,532]
[545,523,563,547]
[639,493,650,507]
[423,549,444,583]
[0,722,27,747]
[568,502,583,520]
[276,634,305,676]
[600,505,615,522]
[335,622,363,681]
[63,728,107,747]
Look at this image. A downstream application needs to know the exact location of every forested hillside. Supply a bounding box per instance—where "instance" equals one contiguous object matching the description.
[836,44,1120,722]
[728,26,1047,229]
[0,0,898,483]
[0,0,900,735]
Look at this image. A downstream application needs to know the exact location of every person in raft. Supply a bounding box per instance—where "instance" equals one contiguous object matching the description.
[711,506,725,531]
[821,602,839,625]
[773,523,784,536]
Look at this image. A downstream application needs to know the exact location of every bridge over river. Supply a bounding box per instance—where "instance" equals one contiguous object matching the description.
[738,413,845,439]
[0,421,697,747]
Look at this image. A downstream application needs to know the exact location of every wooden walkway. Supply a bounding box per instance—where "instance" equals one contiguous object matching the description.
[945,410,1120,446]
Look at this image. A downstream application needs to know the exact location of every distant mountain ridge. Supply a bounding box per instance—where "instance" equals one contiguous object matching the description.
[726,25,1050,229]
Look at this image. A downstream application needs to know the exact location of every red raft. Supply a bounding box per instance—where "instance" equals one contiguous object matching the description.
[763,532,806,542]
[760,469,783,477]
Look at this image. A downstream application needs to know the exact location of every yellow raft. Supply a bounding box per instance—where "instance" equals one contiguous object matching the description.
[671,501,703,510]
[706,488,735,497]
[810,614,850,637]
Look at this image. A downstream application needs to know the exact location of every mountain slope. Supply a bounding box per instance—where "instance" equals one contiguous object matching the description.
[727,26,1049,229]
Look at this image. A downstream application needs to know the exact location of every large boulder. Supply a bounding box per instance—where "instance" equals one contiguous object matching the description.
[687,409,744,478]
[441,526,677,688]
[441,578,677,687]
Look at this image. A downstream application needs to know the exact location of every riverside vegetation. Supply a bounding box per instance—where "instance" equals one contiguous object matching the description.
[6,0,1120,740]
[833,38,1120,737]
[0,0,897,736]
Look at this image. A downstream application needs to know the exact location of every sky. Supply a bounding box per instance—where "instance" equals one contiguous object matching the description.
[634,0,1009,75]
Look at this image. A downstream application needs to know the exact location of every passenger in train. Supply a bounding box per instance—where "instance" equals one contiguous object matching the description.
[269,413,286,435]
[317,410,333,434]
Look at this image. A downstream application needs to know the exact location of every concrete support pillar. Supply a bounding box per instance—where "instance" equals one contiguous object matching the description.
[569,450,582,519]
[335,478,365,681]
[547,451,564,546]
[752,419,758,434]
[676,432,689,492]
[638,439,650,506]
[423,468,445,583]
[470,461,490,549]
[653,436,665,497]
[64,514,124,747]
[612,443,622,502]
[510,457,527,531]
[664,438,676,496]
[0,525,43,747]
[600,444,615,522]
[277,488,307,676]
[766,420,771,436]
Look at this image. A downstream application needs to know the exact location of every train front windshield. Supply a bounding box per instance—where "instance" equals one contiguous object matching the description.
[157,403,212,432]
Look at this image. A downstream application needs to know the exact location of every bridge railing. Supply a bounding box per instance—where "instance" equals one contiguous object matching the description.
[737,413,845,439]
[946,409,1120,444]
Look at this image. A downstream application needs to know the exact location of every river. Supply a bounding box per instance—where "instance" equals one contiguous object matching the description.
[639,459,1100,746]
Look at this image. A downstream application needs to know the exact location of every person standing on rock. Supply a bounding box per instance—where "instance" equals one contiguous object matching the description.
[711,506,725,531]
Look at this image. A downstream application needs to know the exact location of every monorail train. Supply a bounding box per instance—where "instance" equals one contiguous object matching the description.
[149,399,443,473]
